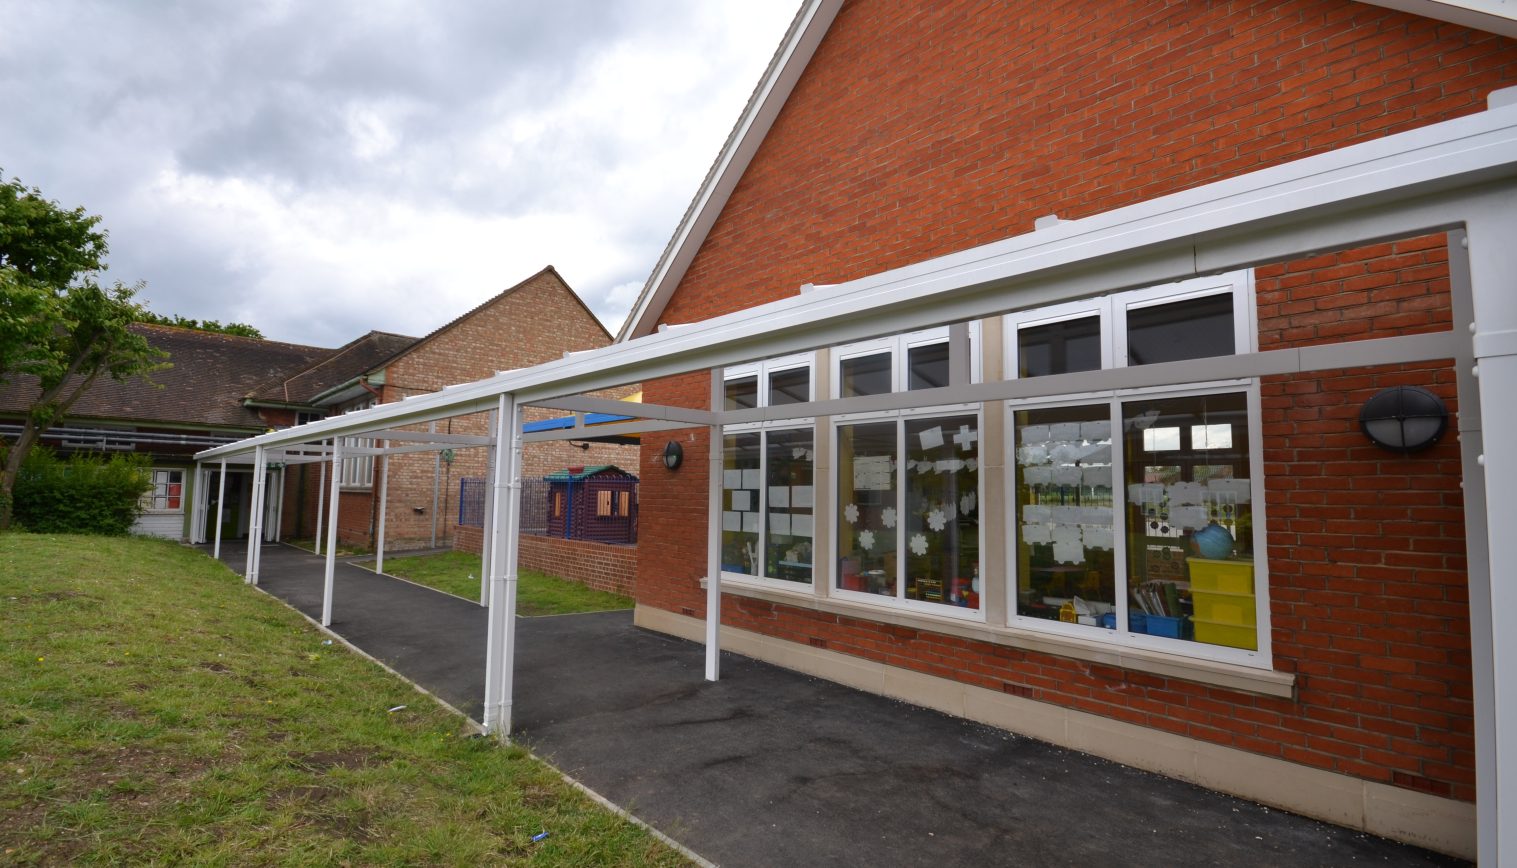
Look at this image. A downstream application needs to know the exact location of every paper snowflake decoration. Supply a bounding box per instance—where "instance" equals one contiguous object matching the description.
[844,503,860,524]
[960,491,977,515]
[909,533,929,556]
[928,509,947,532]
[859,530,876,551]
[881,507,897,529]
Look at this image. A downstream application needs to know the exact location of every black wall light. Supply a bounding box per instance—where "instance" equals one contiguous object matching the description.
[1359,386,1448,453]
[662,440,684,471]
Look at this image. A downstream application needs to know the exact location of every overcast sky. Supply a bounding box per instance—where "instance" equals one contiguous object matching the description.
[0,1,798,347]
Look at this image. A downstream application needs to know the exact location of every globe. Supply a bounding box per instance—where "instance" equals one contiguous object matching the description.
[1191,523,1235,560]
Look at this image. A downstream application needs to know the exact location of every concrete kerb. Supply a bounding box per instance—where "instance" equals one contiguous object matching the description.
[219,542,710,867]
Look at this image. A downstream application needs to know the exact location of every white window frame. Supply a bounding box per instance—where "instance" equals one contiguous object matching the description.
[720,354,817,588]
[340,398,376,489]
[1002,270,1272,668]
[831,403,987,622]
[833,323,983,403]
[140,468,186,514]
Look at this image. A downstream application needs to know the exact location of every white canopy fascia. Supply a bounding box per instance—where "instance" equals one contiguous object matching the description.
[196,101,1517,464]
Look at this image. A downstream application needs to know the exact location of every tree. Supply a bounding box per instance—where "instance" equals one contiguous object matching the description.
[136,310,264,339]
[0,172,167,529]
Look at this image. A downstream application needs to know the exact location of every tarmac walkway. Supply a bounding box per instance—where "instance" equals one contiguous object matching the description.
[214,541,1462,867]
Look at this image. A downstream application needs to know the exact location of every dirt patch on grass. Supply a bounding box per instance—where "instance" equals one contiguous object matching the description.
[289,749,387,772]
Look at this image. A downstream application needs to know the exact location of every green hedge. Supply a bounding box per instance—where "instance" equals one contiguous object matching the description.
[13,449,153,535]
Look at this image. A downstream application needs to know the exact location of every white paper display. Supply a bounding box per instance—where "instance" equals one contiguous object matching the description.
[792,514,814,538]
[918,426,945,450]
[1082,466,1112,487]
[1021,523,1053,544]
[1053,539,1084,564]
[793,485,814,507]
[953,425,978,451]
[1017,445,1049,466]
[1053,466,1083,486]
[1129,483,1166,504]
[1049,443,1082,465]
[770,513,791,535]
[1081,443,1112,464]
[1024,466,1053,485]
[769,486,790,508]
[854,455,893,491]
[1052,524,1082,545]
[1020,424,1049,444]
[1080,420,1111,441]
[723,469,743,489]
[1023,505,1052,523]
[1081,507,1110,524]
[1208,478,1253,502]
[1082,525,1114,549]
[730,490,752,511]
[722,511,742,532]
[1173,505,1209,530]
[1169,481,1205,505]
[742,469,762,490]
[1050,422,1081,440]
[742,512,760,533]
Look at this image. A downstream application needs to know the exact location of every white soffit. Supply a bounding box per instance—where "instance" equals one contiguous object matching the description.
[1358,0,1517,39]
[616,0,844,343]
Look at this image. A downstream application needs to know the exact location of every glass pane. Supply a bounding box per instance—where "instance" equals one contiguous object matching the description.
[840,352,892,397]
[769,367,810,406]
[721,432,761,575]
[904,414,980,609]
[1013,405,1115,625]
[907,342,950,390]
[1018,316,1101,378]
[725,375,758,411]
[836,421,898,597]
[764,429,814,583]
[1126,293,1234,365]
[1122,392,1255,650]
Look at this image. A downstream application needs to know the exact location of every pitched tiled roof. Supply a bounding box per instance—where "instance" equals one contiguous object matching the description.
[0,324,333,429]
[246,330,417,405]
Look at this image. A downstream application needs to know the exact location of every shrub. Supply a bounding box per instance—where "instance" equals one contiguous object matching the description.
[12,449,152,535]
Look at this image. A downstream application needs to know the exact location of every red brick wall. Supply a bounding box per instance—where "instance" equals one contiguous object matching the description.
[636,1,1509,802]
[451,527,637,597]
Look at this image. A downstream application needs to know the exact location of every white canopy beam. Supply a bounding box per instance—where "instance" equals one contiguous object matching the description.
[364,429,491,446]
[521,418,696,444]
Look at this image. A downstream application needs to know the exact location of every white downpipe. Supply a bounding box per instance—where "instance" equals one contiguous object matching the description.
[1466,201,1517,867]
[213,458,227,559]
[190,463,203,544]
[480,409,497,607]
[245,447,265,584]
[430,421,441,549]
[274,466,285,543]
[706,369,723,681]
[482,395,523,738]
[375,444,389,575]
[321,439,343,627]
[314,440,327,556]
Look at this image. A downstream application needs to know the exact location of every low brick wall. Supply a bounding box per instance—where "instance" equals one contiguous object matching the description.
[452,526,636,597]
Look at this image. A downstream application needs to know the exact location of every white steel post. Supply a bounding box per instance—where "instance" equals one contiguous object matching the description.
[190,463,203,544]
[245,447,266,584]
[375,443,389,575]
[430,421,441,549]
[480,409,497,606]
[322,439,343,627]
[314,440,328,556]
[482,395,523,739]
[274,466,286,543]
[1465,202,1517,866]
[706,369,723,681]
[213,459,227,560]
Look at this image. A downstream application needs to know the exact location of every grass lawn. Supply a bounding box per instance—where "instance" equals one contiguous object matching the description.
[0,533,684,866]
[381,551,634,616]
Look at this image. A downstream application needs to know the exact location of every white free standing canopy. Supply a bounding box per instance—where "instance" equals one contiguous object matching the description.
[197,101,1517,863]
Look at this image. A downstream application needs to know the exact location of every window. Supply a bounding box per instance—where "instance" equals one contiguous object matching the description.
[141,469,185,513]
[831,327,984,617]
[339,399,375,487]
[722,355,815,585]
[597,489,613,517]
[1006,272,1266,663]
